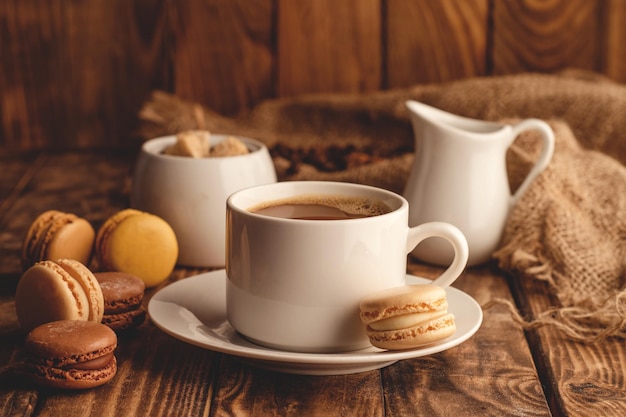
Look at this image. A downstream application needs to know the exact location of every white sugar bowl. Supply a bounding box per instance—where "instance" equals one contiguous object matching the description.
[131,134,277,267]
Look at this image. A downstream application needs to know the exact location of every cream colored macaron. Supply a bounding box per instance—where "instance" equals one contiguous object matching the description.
[359,284,456,350]
[15,259,104,332]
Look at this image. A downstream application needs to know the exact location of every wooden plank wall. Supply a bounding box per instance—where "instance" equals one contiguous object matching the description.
[1,0,624,151]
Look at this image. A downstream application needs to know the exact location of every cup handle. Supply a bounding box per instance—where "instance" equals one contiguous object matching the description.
[406,222,469,288]
[509,119,555,206]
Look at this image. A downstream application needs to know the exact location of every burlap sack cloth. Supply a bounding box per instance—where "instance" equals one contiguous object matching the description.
[138,70,626,342]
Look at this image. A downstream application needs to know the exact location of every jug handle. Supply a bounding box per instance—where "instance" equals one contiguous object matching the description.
[406,222,469,288]
[509,119,555,206]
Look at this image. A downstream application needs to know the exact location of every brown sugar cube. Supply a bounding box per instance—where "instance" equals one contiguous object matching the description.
[210,136,249,157]
[163,130,211,158]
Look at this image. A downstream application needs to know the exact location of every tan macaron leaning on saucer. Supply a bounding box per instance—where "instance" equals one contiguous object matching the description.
[359,284,456,350]
[14,259,104,333]
[21,210,95,270]
[95,209,178,288]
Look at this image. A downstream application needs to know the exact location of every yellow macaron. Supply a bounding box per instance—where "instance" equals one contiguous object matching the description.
[95,209,178,287]
[21,210,95,270]
[15,259,104,333]
[359,284,456,350]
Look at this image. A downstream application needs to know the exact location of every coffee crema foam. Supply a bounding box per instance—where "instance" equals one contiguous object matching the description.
[248,194,392,220]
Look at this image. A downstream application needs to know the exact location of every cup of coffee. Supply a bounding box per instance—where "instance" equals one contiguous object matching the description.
[226,181,468,353]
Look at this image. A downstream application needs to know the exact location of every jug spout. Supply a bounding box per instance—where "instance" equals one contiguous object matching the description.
[405,100,505,139]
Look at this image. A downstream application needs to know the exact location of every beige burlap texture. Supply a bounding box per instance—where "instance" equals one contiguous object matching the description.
[138,70,626,341]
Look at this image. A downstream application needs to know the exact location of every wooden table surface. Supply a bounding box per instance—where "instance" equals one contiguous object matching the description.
[1,150,624,417]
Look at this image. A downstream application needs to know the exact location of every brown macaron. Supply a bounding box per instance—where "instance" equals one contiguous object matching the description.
[95,272,146,331]
[14,259,104,333]
[24,320,117,390]
[21,210,95,270]
[359,284,456,350]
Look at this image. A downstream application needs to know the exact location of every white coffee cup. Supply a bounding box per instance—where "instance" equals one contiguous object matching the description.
[131,134,276,267]
[226,181,468,353]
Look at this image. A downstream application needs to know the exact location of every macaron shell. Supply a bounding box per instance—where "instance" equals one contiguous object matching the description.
[15,262,90,332]
[21,210,64,268]
[101,309,146,331]
[46,218,95,266]
[360,284,448,325]
[99,212,178,287]
[28,356,117,390]
[33,212,77,261]
[25,320,117,366]
[56,259,104,322]
[21,211,95,269]
[95,209,143,259]
[21,211,57,256]
[25,320,117,389]
[95,272,145,313]
[366,313,457,350]
[95,271,146,331]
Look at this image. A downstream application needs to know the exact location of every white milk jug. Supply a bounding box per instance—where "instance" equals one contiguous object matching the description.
[403,100,555,266]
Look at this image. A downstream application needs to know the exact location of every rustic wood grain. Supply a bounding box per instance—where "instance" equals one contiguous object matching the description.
[168,0,274,116]
[276,0,382,97]
[385,0,488,87]
[210,357,384,416]
[0,153,40,217]
[0,0,164,151]
[492,0,601,75]
[603,0,626,82]
[2,0,626,151]
[400,264,551,416]
[514,277,626,417]
[57,1,165,150]
[0,0,69,150]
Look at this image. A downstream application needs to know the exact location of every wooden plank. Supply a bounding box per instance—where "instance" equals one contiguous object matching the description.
[514,277,626,417]
[0,153,43,279]
[32,332,219,417]
[385,0,488,87]
[0,0,166,151]
[492,0,601,75]
[603,0,626,82]
[2,0,626,154]
[276,0,382,97]
[0,1,68,150]
[60,0,166,150]
[0,153,41,216]
[168,0,274,115]
[396,263,551,416]
[210,357,384,416]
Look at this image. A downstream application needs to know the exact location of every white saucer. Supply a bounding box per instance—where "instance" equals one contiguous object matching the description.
[148,270,483,375]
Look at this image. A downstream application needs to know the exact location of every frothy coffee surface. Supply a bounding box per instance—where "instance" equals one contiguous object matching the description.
[249,194,392,220]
